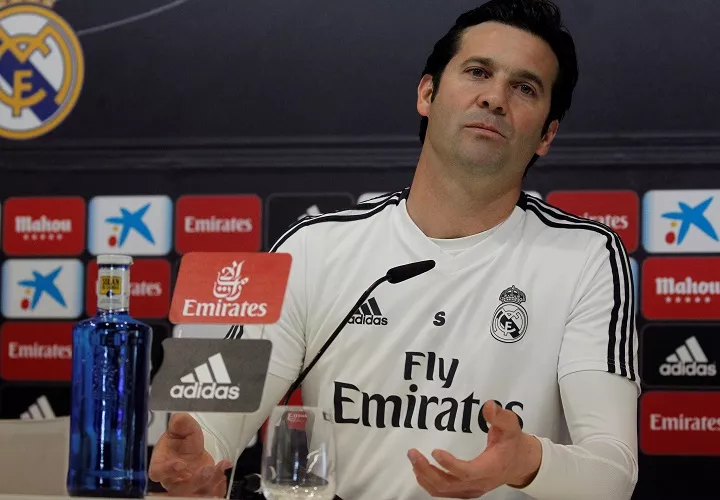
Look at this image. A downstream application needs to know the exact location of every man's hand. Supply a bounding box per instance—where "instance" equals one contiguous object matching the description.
[148,413,233,497]
[408,400,542,498]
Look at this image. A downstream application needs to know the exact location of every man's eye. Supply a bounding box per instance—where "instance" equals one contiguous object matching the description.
[519,84,536,96]
[469,68,487,78]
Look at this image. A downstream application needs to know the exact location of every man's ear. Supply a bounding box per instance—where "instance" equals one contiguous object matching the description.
[417,74,434,118]
[535,120,559,157]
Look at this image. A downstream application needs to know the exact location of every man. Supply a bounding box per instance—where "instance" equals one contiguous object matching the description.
[149,1,640,498]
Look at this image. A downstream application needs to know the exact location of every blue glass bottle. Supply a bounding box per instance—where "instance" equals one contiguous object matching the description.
[67,255,153,498]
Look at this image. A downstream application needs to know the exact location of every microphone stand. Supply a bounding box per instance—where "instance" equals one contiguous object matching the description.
[280,274,390,405]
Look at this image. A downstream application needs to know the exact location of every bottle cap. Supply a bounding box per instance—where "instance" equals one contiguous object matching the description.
[97,254,133,266]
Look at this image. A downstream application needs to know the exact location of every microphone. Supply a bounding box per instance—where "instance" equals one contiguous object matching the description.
[387,259,436,284]
[280,259,435,405]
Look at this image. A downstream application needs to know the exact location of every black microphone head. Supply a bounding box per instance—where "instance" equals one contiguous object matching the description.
[386,260,436,284]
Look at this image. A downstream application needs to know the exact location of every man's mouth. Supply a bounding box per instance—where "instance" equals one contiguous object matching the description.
[465,123,505,138]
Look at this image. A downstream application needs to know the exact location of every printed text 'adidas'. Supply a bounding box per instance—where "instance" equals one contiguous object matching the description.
[348,297,388,326]
[660,336,717,377]
[170,353,240,400]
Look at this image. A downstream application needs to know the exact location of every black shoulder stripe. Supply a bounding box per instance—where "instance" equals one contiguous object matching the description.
[269,189,405,252]
[224,324,243,340]
[524,197,635,382]
[526,197,635,381]
[528,196,636,372]
[354,189,408,208]
[516,191,529,210]
[224,188,407,340]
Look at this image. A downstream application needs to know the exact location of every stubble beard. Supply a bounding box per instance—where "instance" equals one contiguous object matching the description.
[427,121,509,181]
[453,134,509,177]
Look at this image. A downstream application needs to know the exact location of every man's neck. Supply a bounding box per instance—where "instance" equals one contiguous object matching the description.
[406,149,522,239]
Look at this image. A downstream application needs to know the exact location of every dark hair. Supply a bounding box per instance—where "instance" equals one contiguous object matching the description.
[419,0,578,174]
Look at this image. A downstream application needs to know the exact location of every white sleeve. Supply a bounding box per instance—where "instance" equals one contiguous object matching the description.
[240,228,309,380]
[512,370,639,500]
[192,229,310,462]
[558,234,640,392]
[192,372,292,462]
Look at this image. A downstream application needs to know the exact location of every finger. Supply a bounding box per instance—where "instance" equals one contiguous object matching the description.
[197,462,232,495]
[198,476,227,497]
[415,465,488,500]
[414,471,441,497]
[411,458,445,498]
[164,464,217,496]
[467,448,504,483]
[166,412,201,440]
[218,459,234,471]
[414,470,481,500]
[148,456,188,483]
[482,400,521,434]
[430,449,474,480]
[408,449,458,494]
[208,474,229,498]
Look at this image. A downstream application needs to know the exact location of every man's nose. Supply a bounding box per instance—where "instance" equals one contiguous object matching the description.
[476,80,508,116]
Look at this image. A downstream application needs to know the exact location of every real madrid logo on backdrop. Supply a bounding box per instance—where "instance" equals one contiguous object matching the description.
[491,285,529,343]
[0,0,84,140]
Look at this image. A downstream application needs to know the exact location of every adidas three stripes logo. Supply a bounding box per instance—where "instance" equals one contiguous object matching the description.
[660,336,717,377]
[349,297,388,326]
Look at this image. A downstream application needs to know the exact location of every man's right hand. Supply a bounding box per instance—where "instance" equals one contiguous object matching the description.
[149,412,233,497]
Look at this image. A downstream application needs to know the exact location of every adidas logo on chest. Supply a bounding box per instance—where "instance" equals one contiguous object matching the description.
[170,353,240,399]
[348,297,388,326]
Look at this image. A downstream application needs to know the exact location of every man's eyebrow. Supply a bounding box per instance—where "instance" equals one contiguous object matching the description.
[460,56,495,68]
[460,56,546,94]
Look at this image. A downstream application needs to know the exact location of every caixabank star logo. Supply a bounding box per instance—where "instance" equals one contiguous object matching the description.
[0,0,84,140]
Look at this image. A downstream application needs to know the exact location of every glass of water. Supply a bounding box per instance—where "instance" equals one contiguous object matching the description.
[261,406,337,500]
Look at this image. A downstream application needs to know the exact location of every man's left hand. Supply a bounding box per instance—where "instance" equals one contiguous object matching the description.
[408,400,542,498]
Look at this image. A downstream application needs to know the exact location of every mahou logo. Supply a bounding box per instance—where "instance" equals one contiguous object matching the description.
[169,252,291,324]
[642,257,720,320]
[546,190,639,252]
[2,197,85,256]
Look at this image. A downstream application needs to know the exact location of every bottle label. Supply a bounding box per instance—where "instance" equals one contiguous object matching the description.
[97,266,129,310]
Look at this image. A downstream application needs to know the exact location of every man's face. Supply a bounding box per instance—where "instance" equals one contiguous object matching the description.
[418,21,560,177]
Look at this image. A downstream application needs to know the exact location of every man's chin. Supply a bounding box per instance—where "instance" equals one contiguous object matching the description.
[461,158,505,175]
[457,145,505,170]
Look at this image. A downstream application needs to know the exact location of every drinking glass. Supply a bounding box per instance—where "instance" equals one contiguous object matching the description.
[261,406,337,500]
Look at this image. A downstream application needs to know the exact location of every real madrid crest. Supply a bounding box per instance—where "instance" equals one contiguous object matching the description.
[491,285,529,343]
[0,0,84,140]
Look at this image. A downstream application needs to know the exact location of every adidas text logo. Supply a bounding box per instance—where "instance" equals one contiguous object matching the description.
[170,353,240,400]
[660,336,717,377]
[20,395,56,420]
[348,297,388,326]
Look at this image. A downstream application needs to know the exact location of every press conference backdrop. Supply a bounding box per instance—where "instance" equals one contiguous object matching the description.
[0,0,719,499]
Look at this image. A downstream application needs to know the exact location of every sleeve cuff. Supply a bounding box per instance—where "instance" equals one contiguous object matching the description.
[508,435,552,496]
